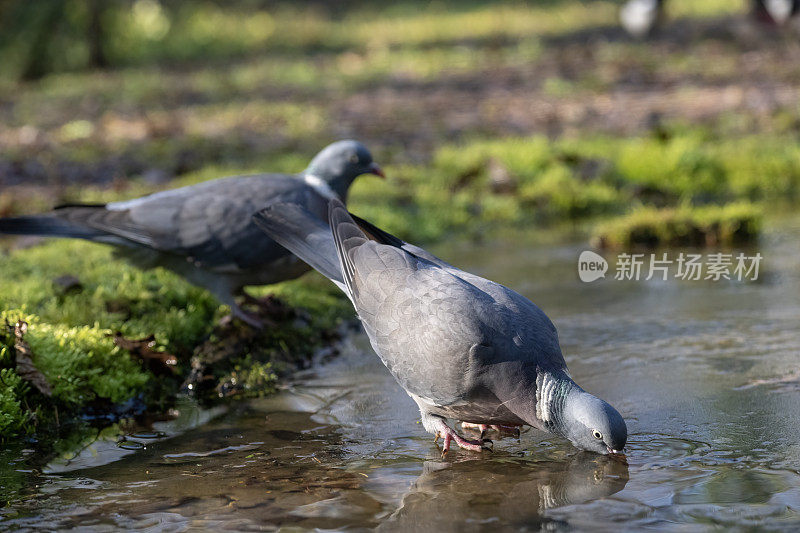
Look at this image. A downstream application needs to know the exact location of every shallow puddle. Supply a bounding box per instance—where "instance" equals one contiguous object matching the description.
[2,222,800,531]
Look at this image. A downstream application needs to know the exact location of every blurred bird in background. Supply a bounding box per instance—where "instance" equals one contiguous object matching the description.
[0,140,384,327]
[621,0,799,37]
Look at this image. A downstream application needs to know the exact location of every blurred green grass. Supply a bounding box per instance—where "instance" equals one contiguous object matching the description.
[0,0,747,81]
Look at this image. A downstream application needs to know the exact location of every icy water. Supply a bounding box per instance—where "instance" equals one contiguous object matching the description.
[2,223,800,531]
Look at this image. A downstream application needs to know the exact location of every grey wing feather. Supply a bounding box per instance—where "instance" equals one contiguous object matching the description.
[54,174,319,270]
[326,201,489,404]
[349,213,454,269]
[57,205,162,247]
[328,199,370,299]
[252,202,347,292]
[354,250,499,405]
[351,209,562,362]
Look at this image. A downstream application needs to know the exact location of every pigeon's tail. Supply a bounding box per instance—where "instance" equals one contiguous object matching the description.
[328,198,369,299]
[252,201,347,292]
[0,212,106,240]
[0,204,153,247]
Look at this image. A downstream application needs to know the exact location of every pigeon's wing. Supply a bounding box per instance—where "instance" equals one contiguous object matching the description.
[350,208,566,372]
[252,202,346,291]
[350,211,547,318]
[53,175,323,270]
[328,200,565,406]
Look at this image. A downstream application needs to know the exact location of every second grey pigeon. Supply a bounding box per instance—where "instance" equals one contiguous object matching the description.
[253,199,627,455]
[0,141,384,327]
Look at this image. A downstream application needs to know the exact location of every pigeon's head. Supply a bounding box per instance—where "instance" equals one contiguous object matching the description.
[561,390,627,455]
[305,140,384,198]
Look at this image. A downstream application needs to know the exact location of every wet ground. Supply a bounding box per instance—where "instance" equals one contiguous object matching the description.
[2,220,800,531]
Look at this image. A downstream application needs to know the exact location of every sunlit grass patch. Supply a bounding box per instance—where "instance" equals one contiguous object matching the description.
[590,202,762,248]
[349,131,800,243]
[0,241,219,351]
[0,310,149,438]
[0,0,750,81]
[0,237,353,439]
[668,0,747,18]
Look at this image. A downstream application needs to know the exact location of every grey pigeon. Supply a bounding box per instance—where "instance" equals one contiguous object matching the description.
[0,141,384,327]
[253,199,627,455]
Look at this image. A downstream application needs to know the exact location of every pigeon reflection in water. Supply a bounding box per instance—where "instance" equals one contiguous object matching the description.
[379,454,629,531]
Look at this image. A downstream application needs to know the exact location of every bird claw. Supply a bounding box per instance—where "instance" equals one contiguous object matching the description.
[433,418,491,456]
[461,421,521,440]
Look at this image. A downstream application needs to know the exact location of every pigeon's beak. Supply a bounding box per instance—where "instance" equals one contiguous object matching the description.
[368,162,386,179]
[607,446,625,456]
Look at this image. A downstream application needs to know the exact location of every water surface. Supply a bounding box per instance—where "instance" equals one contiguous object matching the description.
[2,223,800,531]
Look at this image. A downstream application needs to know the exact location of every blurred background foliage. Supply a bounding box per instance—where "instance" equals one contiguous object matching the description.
[0,0,747,80]
[1,0,283,80]
[1,0,796,250]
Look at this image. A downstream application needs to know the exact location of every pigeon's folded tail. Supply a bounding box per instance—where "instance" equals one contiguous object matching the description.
[0,213,106,240]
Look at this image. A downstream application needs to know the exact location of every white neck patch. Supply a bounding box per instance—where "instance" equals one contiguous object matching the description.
[302,174,339,201]
[535,373,558,423]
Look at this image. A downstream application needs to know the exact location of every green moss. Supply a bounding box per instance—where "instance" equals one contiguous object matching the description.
[349,132,797,244]
[267,275,353,329]
[221,357,278,398]
[0,367,30,436]
[0,240,220,352]
[0,310,150,439]
[591,203,762,249]
[0,237,355,438]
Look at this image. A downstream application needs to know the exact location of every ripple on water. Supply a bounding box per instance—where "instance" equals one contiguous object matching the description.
[628,435,713,470]
[128,431,166,440]
[672,468,794,505]
[669,502,799,530]
[116,439,145,451]
[621,433,800,529]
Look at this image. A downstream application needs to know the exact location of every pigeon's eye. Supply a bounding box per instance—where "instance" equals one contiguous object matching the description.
[592,430,603,440]
[350,154,359,164]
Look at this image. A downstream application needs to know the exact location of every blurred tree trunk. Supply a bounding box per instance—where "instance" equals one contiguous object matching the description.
[20,0,66,80]
[87,0,109,69]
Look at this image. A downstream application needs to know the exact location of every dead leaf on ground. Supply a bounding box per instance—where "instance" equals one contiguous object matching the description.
[112,333,178,375]
[7,319,52,396]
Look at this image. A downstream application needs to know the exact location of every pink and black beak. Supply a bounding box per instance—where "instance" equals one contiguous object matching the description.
[368,162,386,179]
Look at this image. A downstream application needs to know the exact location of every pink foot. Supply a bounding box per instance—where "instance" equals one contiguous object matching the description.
[461,422,521,439]
[432,418,491,455]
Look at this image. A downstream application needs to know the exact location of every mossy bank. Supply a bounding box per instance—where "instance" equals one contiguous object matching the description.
[0,239,352,442]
